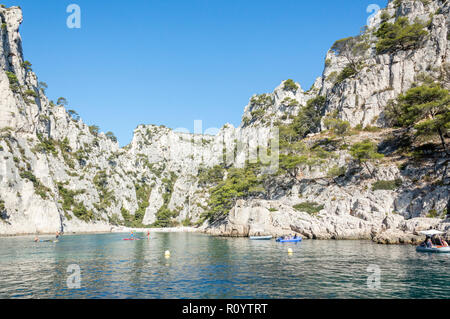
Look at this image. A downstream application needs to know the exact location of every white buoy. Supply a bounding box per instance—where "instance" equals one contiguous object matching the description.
[165,250,171,258]
[288,248,293,254]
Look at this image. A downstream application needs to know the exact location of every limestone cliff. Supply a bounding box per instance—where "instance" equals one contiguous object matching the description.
[0,1,448,244]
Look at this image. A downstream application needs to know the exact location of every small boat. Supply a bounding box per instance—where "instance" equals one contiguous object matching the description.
[416,246,450,253]
[123,238,140,241]
[250,236,273,240]
[276,237,302,243]
[416,230,450,254]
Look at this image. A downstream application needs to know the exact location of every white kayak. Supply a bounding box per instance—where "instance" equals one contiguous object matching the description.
[250,236,273,240]
[416,246,450,253]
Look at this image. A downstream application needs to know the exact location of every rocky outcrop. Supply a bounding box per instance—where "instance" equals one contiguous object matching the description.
[206,199,450,244]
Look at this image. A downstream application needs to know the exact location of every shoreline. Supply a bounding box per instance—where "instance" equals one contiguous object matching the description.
[0,226,202,239]
[0,226,429,246]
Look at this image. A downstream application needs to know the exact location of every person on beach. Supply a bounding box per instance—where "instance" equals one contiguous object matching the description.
[34,236,40,242]
[56,231,61,239]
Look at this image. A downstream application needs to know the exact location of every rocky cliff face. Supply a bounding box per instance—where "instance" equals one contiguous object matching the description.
[319,0,450,127]
[0,1,448,243]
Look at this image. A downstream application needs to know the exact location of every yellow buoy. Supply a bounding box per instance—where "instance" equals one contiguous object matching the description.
[165,250,171,258]
[288,248,293,254]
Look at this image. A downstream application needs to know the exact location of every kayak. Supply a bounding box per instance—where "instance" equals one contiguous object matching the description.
[123,238,140,241]
[416,245,450,253]
[276,237,302,243]
[250,236,273,240]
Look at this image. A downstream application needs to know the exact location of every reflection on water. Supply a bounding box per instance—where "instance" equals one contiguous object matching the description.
[0,232,448,299]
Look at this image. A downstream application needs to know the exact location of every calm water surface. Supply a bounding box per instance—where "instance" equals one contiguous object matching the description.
[0,232,448,299]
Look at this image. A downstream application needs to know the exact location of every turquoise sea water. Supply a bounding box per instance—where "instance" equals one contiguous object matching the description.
[0,232,448,299]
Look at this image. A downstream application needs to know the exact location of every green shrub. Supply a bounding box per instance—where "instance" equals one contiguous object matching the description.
[182,217,193,226]
[283,79,299,92]
[34,135,58,156]
[283,95,326,140]
[380,11,391,22]
[21,61,32,72]
[372,179,402,191]
[24,89,37,98]
[20,171,51,199]
[278,153,308,177]
[323,111,350,141]
[250,94,273,107]
[327,165,347,178]
[386,84,449,153]
[293,202,324,215]
[57,97,68,106]
[250,108,265,119]
[105,131,117,143]
[350,140,384,177]
[363,125,382,132]
[198,165,224,186]
[72,202,94,222]
[38,81,48,93]
[89,125,100,136]
[108,213,122,226]
[204,163,263,221]
[282,97,300,107]
[242,116,251,126]
[350,140,384,163]
[67,109,79,121]
[121,207,133,225]
[57,182,85,210]
[375,17,428,54]
[6,71,20,93]
[335,65,358,84]
[153,207,178,228]
[426,209,444,219]
[153,173,178,227]
[134,182,151,225]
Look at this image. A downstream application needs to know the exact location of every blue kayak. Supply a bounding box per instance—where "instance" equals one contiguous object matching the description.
[276,237,302,243]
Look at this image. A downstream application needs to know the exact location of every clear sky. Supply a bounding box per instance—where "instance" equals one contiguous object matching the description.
[3,0,388,146]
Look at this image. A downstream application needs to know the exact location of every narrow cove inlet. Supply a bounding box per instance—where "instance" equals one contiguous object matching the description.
[0,232,448,299]
[0,0,449,305]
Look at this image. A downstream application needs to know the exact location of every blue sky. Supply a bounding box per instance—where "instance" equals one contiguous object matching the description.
[3,0,388,145]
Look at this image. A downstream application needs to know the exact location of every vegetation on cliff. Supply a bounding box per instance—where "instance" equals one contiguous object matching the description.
[375,17,428,54]
[386,84,449,154]
[203,162,266,222]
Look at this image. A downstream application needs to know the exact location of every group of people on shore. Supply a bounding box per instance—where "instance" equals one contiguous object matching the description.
[421,235,448,248]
